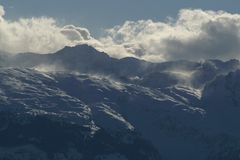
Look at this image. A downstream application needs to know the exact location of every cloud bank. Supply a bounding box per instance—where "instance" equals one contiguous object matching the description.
[0,5,99,54]
[101,9,240,62]
[1,4,240,62]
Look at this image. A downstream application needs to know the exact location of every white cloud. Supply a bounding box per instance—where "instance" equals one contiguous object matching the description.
[61,25,91,41]
[0,5,98,54]
[100,9,240,62]
[1,4,240,62]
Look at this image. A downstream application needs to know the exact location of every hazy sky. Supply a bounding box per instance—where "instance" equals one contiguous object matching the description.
[1,0,239,36]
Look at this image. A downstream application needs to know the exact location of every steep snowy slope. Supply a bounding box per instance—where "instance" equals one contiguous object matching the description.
[0,68,161,160]
[0,67,237,160]
[1,45,240,159]
[202,70,240,136]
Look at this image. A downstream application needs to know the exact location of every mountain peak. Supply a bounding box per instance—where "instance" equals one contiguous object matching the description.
[62,44,95,51]
[58,44,109,58]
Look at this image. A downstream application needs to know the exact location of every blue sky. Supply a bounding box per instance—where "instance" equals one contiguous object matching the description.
[1,0,239,36]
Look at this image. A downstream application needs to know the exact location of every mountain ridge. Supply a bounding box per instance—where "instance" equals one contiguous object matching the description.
[2,44,240,89]
[1,45,240,159]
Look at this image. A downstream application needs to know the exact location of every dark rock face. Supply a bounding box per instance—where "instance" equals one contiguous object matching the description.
[0,113,160,160]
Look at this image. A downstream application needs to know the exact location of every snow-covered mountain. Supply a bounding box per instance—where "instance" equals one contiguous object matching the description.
[1,45,240,160]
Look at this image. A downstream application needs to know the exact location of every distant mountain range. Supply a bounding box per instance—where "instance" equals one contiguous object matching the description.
[1,45,240,160]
